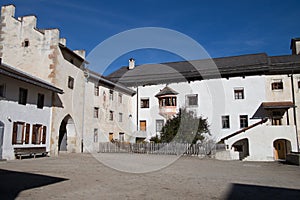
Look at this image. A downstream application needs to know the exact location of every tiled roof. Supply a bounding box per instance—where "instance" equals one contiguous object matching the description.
[155,86,178,97]
[106,53,300,87]
[0,61,63,94]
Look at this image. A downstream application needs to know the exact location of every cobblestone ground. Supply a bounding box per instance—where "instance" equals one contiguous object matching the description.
[0,153,300,200]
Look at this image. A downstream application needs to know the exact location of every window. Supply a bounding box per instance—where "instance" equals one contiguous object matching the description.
[298,80,300,89]
[141,98,150,108]
[0,84,6,98]
[22,39,29,47]
[271,80,283,90]
[119,132,124,142]
[94,107,99,118]
[68,76,74,89]
[186,94,198,106]
[240,115,248,128]
[103,91,106,102]
[140,120,146,131]
[109,133,114,142]
[94,129,98,143]
[12,122,30,144]
[156,120,164,132]
[18,88,28,105]
[118,113,123,122]
[234,89,244,99]
[159,97,177,107]
[222,116,230,129]
[37,93,44,109]
[119,93,123,104]
[94,85,99,96]
[32,124,46,144]
[109,110,114,121]
[109,90,113,101]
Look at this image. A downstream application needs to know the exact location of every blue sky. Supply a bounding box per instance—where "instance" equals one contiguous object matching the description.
[2,0,300,74]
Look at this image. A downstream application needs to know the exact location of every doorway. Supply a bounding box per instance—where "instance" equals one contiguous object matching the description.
[59,115,75,152]
[232,138,249,160]
[274,139,291,160]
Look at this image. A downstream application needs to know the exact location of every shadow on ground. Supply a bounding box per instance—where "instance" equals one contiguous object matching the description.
[0,169,67,200]
[225,183,300,200]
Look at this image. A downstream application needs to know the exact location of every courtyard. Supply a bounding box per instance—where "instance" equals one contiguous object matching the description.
[0,153,300,200]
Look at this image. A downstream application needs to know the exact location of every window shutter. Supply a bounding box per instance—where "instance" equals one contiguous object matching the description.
[12,122,18,144]
[25,123,30,144]
[42,126,47,144]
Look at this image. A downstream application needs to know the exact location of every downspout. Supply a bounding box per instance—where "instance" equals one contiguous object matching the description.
[82,68,89,153]
[290,74,300,152]
[136,85,139,131]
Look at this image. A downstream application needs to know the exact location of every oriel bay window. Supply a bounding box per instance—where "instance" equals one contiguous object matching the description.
[159,96,177,107]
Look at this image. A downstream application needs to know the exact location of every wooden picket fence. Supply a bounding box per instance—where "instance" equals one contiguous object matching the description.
[98,141,225,156]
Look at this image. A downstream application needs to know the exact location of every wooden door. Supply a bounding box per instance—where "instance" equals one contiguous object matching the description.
[274,140,286,160]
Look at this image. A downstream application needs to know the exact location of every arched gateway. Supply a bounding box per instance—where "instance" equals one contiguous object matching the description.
[58,115,75,152]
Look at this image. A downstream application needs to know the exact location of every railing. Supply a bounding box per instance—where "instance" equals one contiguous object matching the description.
[98,141,225,156]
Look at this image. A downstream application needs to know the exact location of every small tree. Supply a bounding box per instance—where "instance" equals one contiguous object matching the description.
[152,108,209,144]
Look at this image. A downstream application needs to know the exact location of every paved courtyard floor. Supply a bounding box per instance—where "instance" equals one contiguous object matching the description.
[0,153,300,200]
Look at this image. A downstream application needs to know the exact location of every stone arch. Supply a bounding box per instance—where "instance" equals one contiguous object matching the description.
[232,138,249,160]
[58,115,75,152]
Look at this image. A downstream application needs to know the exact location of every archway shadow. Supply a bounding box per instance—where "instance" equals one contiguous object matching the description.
[0,169,67,200]
[225,183,300,200]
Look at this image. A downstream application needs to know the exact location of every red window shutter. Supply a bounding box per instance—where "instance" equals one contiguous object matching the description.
[25,124,30,144]
[12,122,18,144]
[42,126,47,144]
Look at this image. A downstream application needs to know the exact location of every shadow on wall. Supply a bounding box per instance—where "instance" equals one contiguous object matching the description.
[0,169,67,200]
[225,183,300,200]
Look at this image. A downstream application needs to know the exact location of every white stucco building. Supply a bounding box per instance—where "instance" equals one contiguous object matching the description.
[108,52,300,161]
[1,4,300,162]
[0,5,135,158]
[0,60,63,160]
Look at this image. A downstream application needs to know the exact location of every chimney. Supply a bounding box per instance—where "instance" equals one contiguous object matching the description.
[291,38,300,55]
[129,58,135,70]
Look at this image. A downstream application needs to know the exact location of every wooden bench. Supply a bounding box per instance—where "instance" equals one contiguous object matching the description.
[14,147,48,160]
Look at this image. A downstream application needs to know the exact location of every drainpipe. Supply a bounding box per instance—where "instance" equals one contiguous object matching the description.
[136,85,139,131]
[290,74,300,152]
[82,68,89,153]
